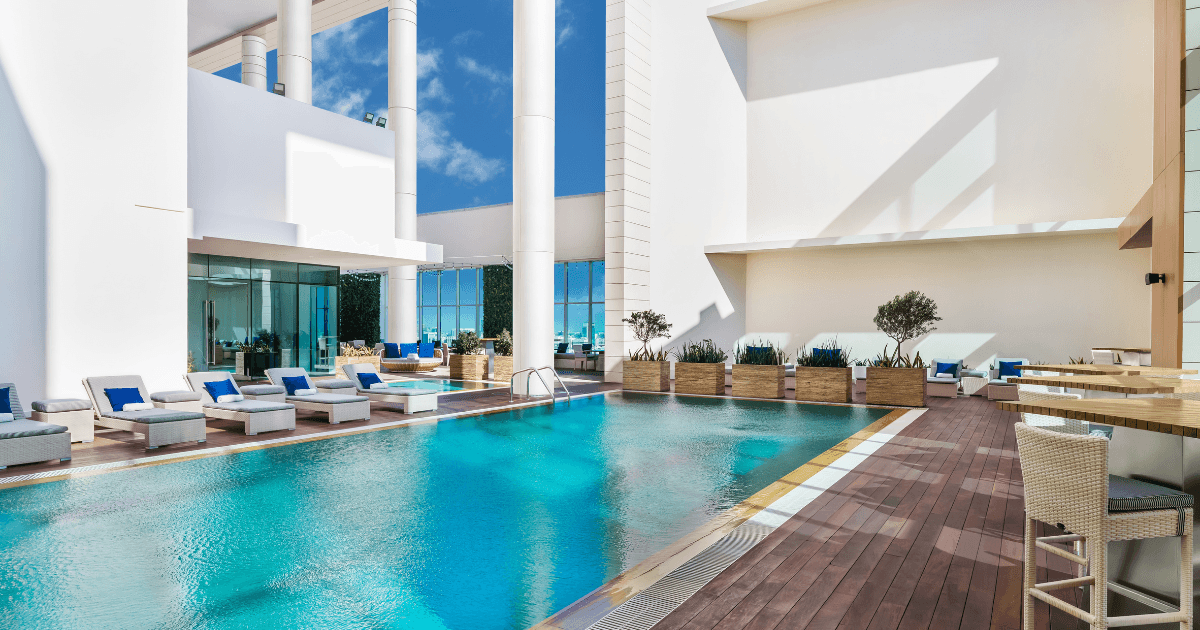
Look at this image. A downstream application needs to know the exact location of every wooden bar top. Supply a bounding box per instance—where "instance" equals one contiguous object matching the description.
[1008,374,1200,395]
[1091,346,1152,353]
[1014,364,1198,376]
[997,398,1200,437]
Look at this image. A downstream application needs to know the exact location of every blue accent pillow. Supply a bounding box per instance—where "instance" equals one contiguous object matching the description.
[399,343,420,357]
[557,343,569,354]
[935,362,959,378]
[0,387,11,415]
[281,375,310,396]
[104,387,144,411]
[203,379,238,401]
[999,361,1023,378]
[383,343,400,359]
[357,372,383,388]
[812,348,841,362]
[418,342,435,358]
[747,346,771,361]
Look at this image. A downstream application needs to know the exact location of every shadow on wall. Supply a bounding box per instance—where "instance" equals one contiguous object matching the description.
[0,54,49,400]
[663,254,747,356]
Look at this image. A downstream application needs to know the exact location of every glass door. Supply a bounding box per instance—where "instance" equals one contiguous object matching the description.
[205,280,251,371]
[299,284,337,373]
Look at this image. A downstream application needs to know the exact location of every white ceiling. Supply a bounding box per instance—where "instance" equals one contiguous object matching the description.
[189,0,278,53]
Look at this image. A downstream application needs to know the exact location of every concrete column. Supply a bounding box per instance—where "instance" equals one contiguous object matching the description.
[240,35,268,90]
[387,0,418,344]
[513,0,555,394]
[276,0,312,103]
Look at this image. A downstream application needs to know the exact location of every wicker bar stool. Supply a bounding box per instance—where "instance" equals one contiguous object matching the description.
[1016,422,1194,629]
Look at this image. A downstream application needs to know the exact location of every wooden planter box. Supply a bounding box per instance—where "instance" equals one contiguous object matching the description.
[450,354,488,380]
[732,364,786,399]
[623,360,670,392]
[675,362,725,396]
[794,366,852,403]
[865,367,926,407]
[335,354,381,378]
[493,355,514,383]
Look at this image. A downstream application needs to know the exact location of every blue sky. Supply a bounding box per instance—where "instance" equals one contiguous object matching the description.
[215,1,603,213]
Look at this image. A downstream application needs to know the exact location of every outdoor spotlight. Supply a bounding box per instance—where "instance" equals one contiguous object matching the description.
[273,83,285,96]
[363,112,375,123]
[1146,272,1167,285]
[376,117,387,128]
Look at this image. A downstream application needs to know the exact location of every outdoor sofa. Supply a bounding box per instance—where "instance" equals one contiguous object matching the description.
[0,383,71,469]
[340,363,439,414]
[82,375,207,449]
[376,342,442,372]
[184,372,297,435]
[264,368,371,424]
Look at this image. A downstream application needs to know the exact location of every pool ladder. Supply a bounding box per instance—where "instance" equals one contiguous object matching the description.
[510,367,572,403]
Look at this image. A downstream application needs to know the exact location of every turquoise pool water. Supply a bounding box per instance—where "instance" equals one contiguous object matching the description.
[388,378,503,392]
[0,393,887,629]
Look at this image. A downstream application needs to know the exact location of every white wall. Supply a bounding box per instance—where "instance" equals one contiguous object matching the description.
[188,68,396,245]
[745,234,1152,368]
[0,1,189,397]
[744,0,1152,241]
[417,193,605,264]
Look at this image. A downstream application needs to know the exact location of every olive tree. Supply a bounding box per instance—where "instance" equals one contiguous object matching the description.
[622,310,672,359]
[874,291,941,362]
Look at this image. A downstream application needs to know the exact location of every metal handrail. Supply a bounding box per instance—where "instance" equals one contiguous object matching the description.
[509,366,572,403]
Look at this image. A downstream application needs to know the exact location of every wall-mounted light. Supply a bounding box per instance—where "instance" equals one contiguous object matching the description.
[375,117,387,128]
[363,112,375,123]
[1146,272,1167,285]
[273,83,285,96]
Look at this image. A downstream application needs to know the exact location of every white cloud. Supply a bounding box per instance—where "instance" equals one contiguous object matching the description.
[314,77,370,116]
[311,20,386,117]
[451,29,482,46]
[556,24,575,47]
[418,110,505,184]
[556,0,575,48]
[456,56,510,84]
[418,77,452,105]
[417,48,442,79]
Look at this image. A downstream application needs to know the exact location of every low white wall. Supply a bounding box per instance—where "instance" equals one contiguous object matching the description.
[417,193,605,264]
[0,0,189,397]
[188,68,397,245]
[744,0,1152,241]
[743,233,1152,369]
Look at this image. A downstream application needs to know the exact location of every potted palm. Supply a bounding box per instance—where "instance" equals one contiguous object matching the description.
[673,340,728,396]
[865,291,940,407]
[622,310,672,392]
[794,339,852,403]
[449,331,487,380]
[492,329,514,383]
[732,340,789,399]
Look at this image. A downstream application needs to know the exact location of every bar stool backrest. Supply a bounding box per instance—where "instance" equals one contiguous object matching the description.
[1015,422,1109,538]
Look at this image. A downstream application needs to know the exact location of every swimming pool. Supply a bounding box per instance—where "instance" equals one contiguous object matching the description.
[0,393,888,629]
[387,378,504,392]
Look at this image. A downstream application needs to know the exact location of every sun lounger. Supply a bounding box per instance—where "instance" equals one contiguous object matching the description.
[340,363,439,414]
[184,372,296,435]
[264,368,370,424]
[0,383,71,469]
[82,375,207,449]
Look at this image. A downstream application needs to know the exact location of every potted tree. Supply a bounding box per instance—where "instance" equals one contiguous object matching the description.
[794,339,852,403]
[621,310,672,392]
[449,331,488,380]
[492,329,514,383]
[732,340,789,399]
[673,339,728,396]
[866,290,941,407]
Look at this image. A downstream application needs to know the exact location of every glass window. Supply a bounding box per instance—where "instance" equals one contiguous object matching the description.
[566,303,589,344]
[591,260,605,303]
[421,270,438,306]
[421,307,438,343]
[459,308,477,335]
[567,262,590,303]
[554,305,565,343]
[459,268,478,305]
[209,256,251,280]
[553,263,565,303]
[440,307,456,344]
[188,253,209,278]
[298,264,338,286]
[591,305,605,348]
[440,270,458,305]
[252,260,298,283]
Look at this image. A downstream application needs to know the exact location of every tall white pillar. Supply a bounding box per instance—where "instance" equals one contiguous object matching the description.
[276,0,312,103]
[387,0,418,344]
[513,0,555,393]
[241,36,268,90]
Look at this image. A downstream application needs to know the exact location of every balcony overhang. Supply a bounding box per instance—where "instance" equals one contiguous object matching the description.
[187,209,441,269]
[706,0,838,21]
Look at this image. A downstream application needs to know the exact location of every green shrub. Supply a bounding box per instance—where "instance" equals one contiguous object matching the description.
[673,339,728,364]
[452,330,483,355]
[870,346,927,369]
[628,348,669,361]
[795,338,851,368]
[735,340,789,365]
[482,265,513,338]
[494,329,513,356]
[338,272,382,345]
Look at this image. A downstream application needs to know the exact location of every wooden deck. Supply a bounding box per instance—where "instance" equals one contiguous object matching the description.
[653,393,1085,630]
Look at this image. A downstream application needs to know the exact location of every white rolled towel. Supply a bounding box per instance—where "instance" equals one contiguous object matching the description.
[0,413,12,422]
[217,394,244,403]
[935,373,955,379]
[370,383,390,390]
[122,402,154,411]
[294,388,317,396]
